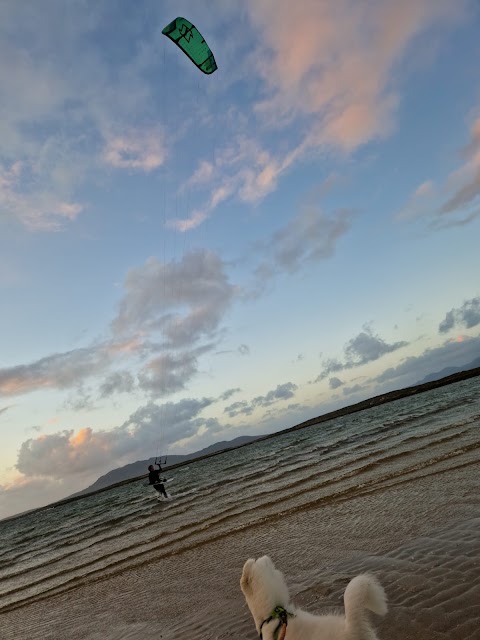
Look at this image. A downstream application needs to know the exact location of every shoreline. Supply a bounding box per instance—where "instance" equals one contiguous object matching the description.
[4,365,480,523]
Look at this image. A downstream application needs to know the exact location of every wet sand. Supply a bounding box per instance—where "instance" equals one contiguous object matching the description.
[2,462,479,640]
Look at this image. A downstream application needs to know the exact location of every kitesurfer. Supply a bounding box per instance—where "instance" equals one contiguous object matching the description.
[148,462,168,498]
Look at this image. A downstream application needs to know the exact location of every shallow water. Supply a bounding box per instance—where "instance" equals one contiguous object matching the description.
[1,377,479,639]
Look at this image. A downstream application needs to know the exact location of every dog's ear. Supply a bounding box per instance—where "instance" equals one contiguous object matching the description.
[240,558,255,593]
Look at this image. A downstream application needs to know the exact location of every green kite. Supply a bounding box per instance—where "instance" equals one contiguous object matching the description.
[162,17,217,75]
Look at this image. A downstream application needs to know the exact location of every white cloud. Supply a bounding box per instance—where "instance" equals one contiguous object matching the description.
[102,129,166,172]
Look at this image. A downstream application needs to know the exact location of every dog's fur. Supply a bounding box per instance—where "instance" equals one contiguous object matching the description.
[240,556,387,640]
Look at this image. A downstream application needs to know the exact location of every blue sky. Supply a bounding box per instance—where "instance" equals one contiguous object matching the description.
[1,0,480,519]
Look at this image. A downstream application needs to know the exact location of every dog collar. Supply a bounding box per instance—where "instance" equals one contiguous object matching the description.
[259,606,294,640]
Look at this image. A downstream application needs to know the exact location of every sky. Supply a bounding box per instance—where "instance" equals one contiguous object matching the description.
[1,0,480,520]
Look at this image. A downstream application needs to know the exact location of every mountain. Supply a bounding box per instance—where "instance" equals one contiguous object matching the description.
[73,435,261,496]
[416,357,480,385]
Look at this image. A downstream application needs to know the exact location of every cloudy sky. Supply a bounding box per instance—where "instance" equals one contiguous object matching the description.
[1,0,480,519]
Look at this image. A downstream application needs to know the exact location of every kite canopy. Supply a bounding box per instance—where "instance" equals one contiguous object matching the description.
[162,17,217,75]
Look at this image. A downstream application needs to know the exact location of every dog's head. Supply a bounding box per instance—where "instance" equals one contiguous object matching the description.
[240,556,291,633]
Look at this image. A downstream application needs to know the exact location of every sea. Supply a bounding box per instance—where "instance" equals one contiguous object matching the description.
[1,377,479,640]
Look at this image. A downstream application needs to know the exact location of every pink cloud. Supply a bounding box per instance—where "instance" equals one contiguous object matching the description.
[414,181,435,197]
[184,136,297,229]
[396,179,438,221]
[440,116,480,214]
[248,0,466,151]
[397,114,480,224]
[184,1,467,226]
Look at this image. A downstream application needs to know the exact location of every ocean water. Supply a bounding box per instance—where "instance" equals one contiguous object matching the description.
[1,377,479,639]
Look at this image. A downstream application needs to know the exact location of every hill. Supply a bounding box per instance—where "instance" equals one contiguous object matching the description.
[416,356,480,385]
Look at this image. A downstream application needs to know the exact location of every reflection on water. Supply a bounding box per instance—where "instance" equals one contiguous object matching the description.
[1,377,479,639]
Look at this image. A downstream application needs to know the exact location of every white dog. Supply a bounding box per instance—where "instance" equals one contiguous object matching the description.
[240,556,387,640]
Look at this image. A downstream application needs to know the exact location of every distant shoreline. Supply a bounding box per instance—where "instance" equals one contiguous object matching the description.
[4,366,480,523]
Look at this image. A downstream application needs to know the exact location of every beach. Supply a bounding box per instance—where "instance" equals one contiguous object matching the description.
[1,377,479,639]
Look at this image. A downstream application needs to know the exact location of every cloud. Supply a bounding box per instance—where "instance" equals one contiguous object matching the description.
[224,400,252,419]
[376,334,480,385]
[316,327,408,381]
[342,383,365,396]
[168,210,208,233]
[122,398,216,449]
[183,135,298,230]
[0,250,237,404]
[253,382,298,406]
[0,3,172,230]
[253,201,354,290]
[238,344,250,356]
[0,475,73,520]
[0,335,151,400]
[2,391,240,518]
[0,161,84,231]
[439,117,480,215]
[64,387,96,412]
[397,116,480,227]
[219,388,241,401]
[247,0,465,151]
[1,2,470,233]
[345,329,408,365]
[14,396,216,482]
[99,371,135,397]
[102,129,166,172]
[273,206,354,274]
[137,350,205,397]
[314,359,344,382]
[112,249,237,348]
[395,179,437,221]
[224,382,298,418]
[180,2,467,228]
[329,377,344,390]
[439,296,480,333]
[0,346,113,398]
